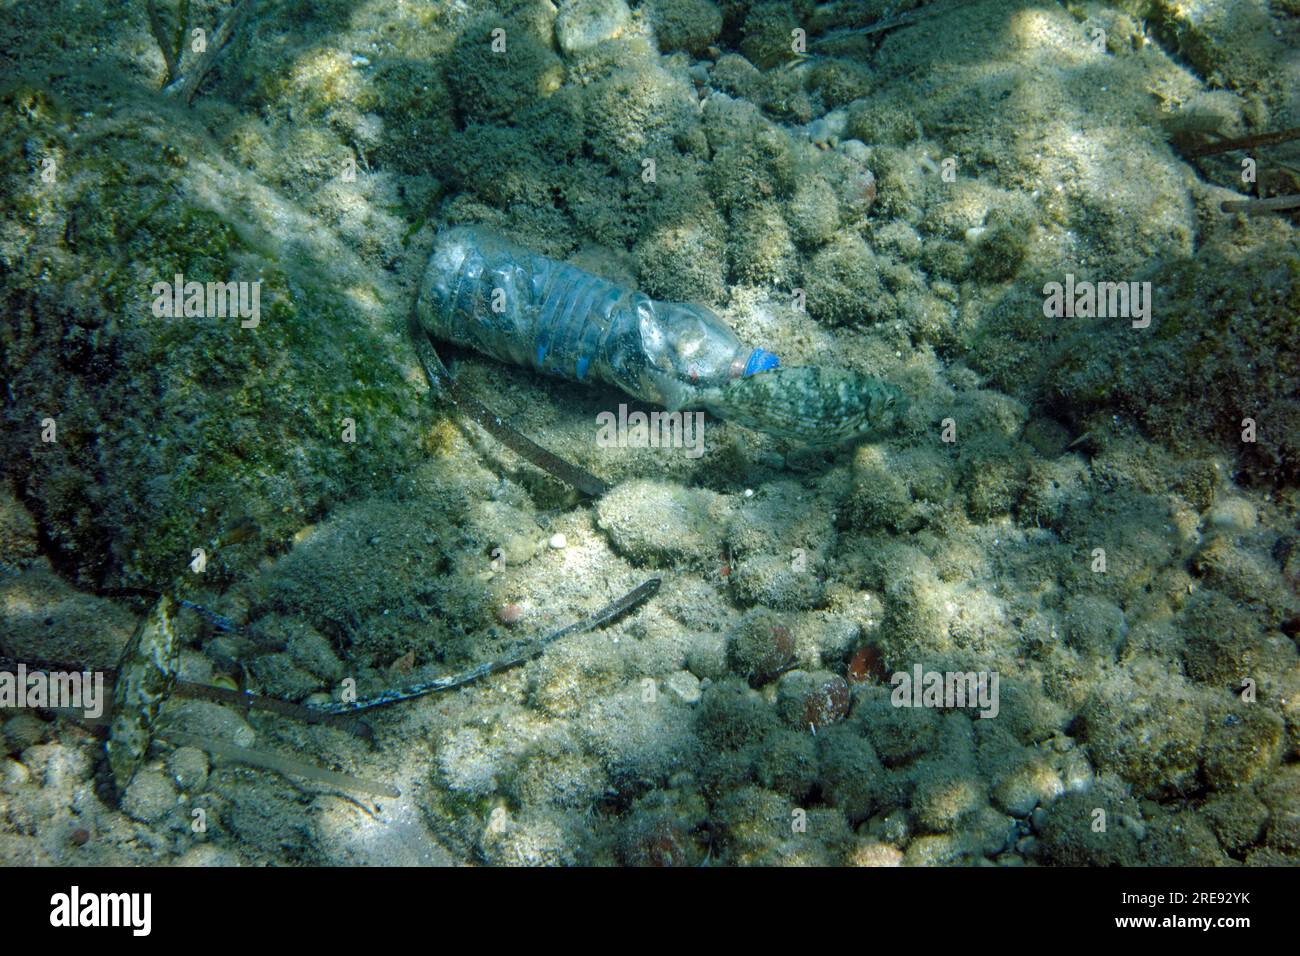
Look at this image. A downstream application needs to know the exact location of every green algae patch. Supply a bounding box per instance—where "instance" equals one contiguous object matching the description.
[0,97,426,589]
[1043,238,1300,484]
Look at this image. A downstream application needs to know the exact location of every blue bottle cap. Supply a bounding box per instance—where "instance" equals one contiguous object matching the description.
[743,348,781,377]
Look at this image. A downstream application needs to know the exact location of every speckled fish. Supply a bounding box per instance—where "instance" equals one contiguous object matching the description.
[711,365,906,448]
[417,226,906,447]
[105,594,179,794]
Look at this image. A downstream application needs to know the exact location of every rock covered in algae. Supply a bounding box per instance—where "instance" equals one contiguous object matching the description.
[596,479,734,568]
[556,0,632,57]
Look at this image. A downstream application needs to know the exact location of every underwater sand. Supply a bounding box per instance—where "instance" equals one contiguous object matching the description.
[0,0,1298,866]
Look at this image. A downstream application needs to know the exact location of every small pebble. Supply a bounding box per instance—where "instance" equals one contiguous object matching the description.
[838,139,871,163]
[803,675,851,729]
[1,757,30,789]
[167,745,210,793]
[1208,496,1257,531]
[548,533,567,550]
[555,0,631,57]
[3,714,48,752]
[501,533,540,565]
[665,670,702,704]
[121,768,177,824]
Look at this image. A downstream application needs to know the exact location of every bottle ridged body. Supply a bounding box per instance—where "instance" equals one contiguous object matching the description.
[417,227,767,411]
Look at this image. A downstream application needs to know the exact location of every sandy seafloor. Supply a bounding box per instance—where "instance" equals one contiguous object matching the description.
[0,0,1298,866]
